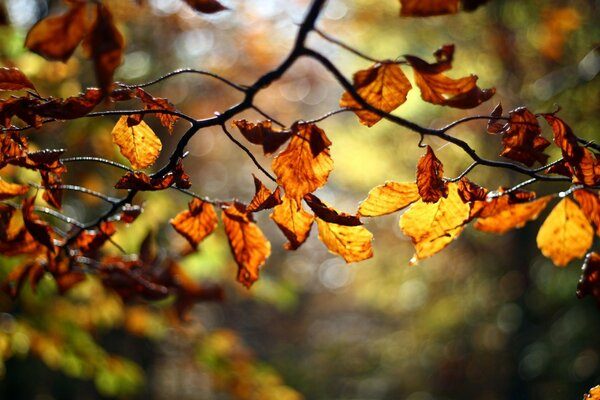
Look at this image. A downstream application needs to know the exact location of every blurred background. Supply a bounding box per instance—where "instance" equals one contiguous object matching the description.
[0,0,599,398]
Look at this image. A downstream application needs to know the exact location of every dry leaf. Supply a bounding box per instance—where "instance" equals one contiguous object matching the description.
[270,196,314,250]
[111,116,162,170]
[170,198,218,249]
[473,195,553,233]
[0,67,37,92]
[233,120,291,155]
[400,0,459,16]
[316,218,373,263]
[247,175,282,213]
[358,181,420,217]
[574,189,600,235]
[416,145,448,202]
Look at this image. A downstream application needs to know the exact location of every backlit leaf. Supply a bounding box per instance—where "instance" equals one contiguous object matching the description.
[170,198,218,249]
[135,88,179,134]
[114,167,190,191]
[75,221,116,253]
[111,116,162,170]
[304,193,361,226]
[34,88,102,120]
[316,218,373,263]
[574,189,600,235]
[457,177,488,202]
[247,175,282,213]
[22,196,55,251]
[400,0,459,16]
[400,182,470,263]
[576,253,600,307]
[233,120,291,155]
[222,203,271,287]
[357,181,420,217]
[0,178,29,200]
[25,2,93,62]
[583,385,600,400]
[270,196,314,250]
[416,145,448,202]
[0,67,36,92]
[473,195,553,233]
[183,0,228,13]
[499,107,550,166]
[340,62,412,127]
[536,197,593,266]
[272,123,333,203]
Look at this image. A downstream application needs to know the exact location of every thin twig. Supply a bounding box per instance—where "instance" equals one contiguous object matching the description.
[34,206,86,228]
[446,162,478,182]
[86,109,197,124]
[439,115,509,132]
[251,105,285,127]
[61,156,134,172]
[29,182,120,204]
[299,108,353,125]
[117,68,247,92]
[315,28,381,63]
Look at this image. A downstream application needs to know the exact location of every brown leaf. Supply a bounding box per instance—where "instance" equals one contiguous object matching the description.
[111,116,162,170]
[25,2,93,62]
[457,178,488,202]
[400,182,470,263]
[340,62,412,127]
[316,218,373,263]
[119,204,143,223]
[574,190,600,236]
[272,123,333,203]
[400,0,459,16]
[576,253,600,307]
[416,145,448,203]
[222,203,271,287]
[536,197,593,266]
[75,221,116,253]
[0,178,29,200]
[40,171,62,209]
[270,196,314,250]
[0,67,36,92]
[21,196,55,251]
[135,88,179,134]
[170,198,218,249]
[34,88,102,120]
[473,195,553,233]
[114,167,189,191]
[544,114,600,185]
[357,181,420,217]
[247,175,282,213]
[486,103,506,134]
[182,0,228,13]
[304,193,362,226]
[499,107,550,167]
[0,97,43,128]
[233,120,292,155]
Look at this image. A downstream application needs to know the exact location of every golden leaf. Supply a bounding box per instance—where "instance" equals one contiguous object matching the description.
[272,123,333,203]
[400,182,470,262]
[0,178,29,200]
[222,203,271,287]
[340,63,412,127]
[316,218,373,263]
[536,197,593,266]
[270,196,314,250]
[358,181,420,217]
[574,189,600,235]
[170,199,218,249]
[111,116,162,170]
[473,195,553,234]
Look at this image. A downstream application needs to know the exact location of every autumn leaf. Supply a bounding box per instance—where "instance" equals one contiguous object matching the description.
[400,182,470,263]
[40,171,63,209]
[272,123,333,203]
[574,189,600,235]
[270,196,314,250]
[0,67,37,92]
[457,177,488,202]
[183,0,228,13]
[75,221,117,253]
[400,0,459,16]
[0,178,29,200]
[222,203,271,287]
[536,197,593,266]
[247,175,282,213]
[170,198,218,249]
[357,181,420,217]
[25,2,94,62]
[340,62,412,127]
[111,116,162,170]
[233,120,292,154]
[576,253,600,307]
[486,103,506,134]
[114,167,190,191]
[34,88,102,120]
[316,218,373,263]
[473,195,553,233]
[119,204,143,223]
[304,193,362,226]
[135,88,179,134]
[499,107,550,167]
[416,145,448,202]
[22,196,55,251]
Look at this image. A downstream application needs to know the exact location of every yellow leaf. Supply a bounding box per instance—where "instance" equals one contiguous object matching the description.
[0,178,29,200]
[358,181,419,217]
[272,123,333,203]
[170,199,218,249]
[536,197,593,266]
[111,116,162,170]
[400,182,470,262]
[270,196,314,250]
[316,218,373,263]
[474,195,553,234]
[340,63,412,127]
[222,203,271,287]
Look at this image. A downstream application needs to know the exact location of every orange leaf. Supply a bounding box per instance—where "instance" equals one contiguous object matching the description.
[22,196,55,251]
[34,88,102,120]
[357,181,420,217]
[574,189,600,235]
[416,145,448,203]
[270,196,314,250]
[233,120,291,155]
[457,177,488,202]
[25,2,94,62]
[536,197,593,266]
[40,171,62,209]
[111,116,162,170]
[272,123,333,203]
[247,175,282,213]
[585,385,600,400]
[0,67,36,92]
[576,253,600,307]
[400,182,470,263]
[499,107,550,167]
[183,0,228,13]
[75,221,116,253]
[473,195,552,233]
[222,203,271,287]
[0,178,29,200]
[316,218,373,263]
[304,193,361,226]
[340,63,412,127]
[400,0,459,16]
[170,198,218,249]
[135,88,179,134]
